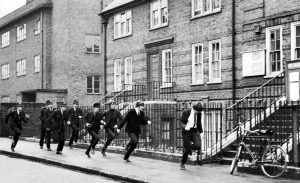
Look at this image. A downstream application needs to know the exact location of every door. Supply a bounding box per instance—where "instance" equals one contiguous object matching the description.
[148,53,159,100]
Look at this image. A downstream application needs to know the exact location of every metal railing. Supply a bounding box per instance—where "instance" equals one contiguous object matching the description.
[225,71,285,134]
[0,102,223,163]
[104,81,176,106]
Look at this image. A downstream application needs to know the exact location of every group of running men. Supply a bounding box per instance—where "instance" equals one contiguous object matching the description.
[6,99,203,170]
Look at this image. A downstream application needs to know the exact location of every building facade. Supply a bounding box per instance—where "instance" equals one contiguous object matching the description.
[100,0,300,104]
[0,0,112,105]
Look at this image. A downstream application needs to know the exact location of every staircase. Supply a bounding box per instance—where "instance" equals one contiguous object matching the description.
[220,71,288,164]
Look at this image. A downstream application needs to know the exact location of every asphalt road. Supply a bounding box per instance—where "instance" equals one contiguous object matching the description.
[0,155,122,183]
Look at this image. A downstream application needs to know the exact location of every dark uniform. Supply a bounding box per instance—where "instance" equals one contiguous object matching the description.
[102,107,123,156]
[49,105,68,154]
[39,107,47,148]
[117,101,150,162]
[67,102,83,147]
[180,102,203,170]
[84,103,105,158]
[5,106,29,151]
[44,107,55,150]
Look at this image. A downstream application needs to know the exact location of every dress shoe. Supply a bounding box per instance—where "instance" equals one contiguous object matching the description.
[124,158,131,163]
[69,144,73,149]
[47,148,52,151]
[101,150,107,156]
[180,163,186,170]
[85,152,91,158]
[91,148,95,155]
[56,151,63,155]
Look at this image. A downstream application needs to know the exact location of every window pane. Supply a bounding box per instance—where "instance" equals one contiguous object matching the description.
[296,48,300,59]
[296,37,300,47]
[213,0,220,9]
[296,26,300,36]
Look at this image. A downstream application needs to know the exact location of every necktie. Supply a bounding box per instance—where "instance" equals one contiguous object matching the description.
[193,113,197,128]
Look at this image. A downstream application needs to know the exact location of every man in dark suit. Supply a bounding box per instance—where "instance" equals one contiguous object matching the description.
[39,100,51,149]
[67,99,83,148]
[44,101,55,151]
[49,102,68,154]
[5,103,29,152]
[101,100,123,156]
[116,100,151,162]
[180,101,203,170]
[84,103,105,158]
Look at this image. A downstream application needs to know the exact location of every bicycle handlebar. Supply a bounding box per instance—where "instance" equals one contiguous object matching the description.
[237,122,260,135]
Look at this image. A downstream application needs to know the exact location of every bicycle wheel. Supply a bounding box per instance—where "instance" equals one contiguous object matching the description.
[261,145,287,178]
[230,145,242,174]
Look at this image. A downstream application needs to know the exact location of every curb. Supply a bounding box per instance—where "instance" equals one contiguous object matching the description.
[0,150,147,183]
[237,165,300,180]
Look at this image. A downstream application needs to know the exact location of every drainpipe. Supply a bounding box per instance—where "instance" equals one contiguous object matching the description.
[41,9,44,89]
[100,0,108,95]
[102,18,108,95]
[232,0,236,103]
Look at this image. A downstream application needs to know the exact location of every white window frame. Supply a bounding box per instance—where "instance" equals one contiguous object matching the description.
[291,22,300,61]
[192,43,204,84]
[114,10,132,39]
[1,31,10,48]
[17,24,26,42]
[266,26,283,77]
[34,17,41,35]
[124,57,133,91]
[16,59,26,76]
[150,0,168,29]
[85,34,100,53]
[209,39,222,83]
[1,64,9,79]
[162,49,173,88]
[34,55,41,73]
[114,59,122,91]
[87,75,101,94]
[191,0,221,18]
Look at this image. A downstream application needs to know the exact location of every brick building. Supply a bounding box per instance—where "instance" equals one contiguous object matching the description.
[0,0,112,105]
[99,0,300,104]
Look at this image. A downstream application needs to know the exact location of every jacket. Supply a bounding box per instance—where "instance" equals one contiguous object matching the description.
[180,109,203,133]
[84,111,104,132]
[49,109,68,132]
[103,109,123,130]
[44,108,55,129]
[5,109,29,130]
[67,107,83,126]
[118,109,149,134]
[40,107,47,128]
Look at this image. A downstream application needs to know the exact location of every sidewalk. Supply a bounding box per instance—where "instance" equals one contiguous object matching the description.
[0,137,297,183]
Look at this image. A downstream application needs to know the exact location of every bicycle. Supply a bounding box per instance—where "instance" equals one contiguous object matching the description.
[230,122,287,178]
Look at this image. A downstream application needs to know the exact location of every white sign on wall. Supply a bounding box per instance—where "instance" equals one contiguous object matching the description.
[242,49,265,77]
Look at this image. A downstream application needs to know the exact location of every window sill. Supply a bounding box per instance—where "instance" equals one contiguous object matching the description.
[85,52,100,55]
[16,38,26,43]
[207,80,222,84]
[86,93,102,95]
[149,24,168,31]
[1,45,9,48]
[190,9,222,21]
[34,71,40,74]
[1,78,9,80]
[34,32,40,36]
[114,34,132,41]
[264,72,283,79]
[190,82,204,86]
[16,74,26,77]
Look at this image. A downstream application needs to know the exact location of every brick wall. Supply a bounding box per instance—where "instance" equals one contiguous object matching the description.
[0,10,44,102]
[104,0,234,102]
